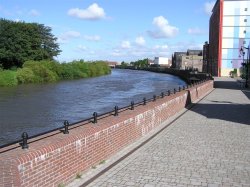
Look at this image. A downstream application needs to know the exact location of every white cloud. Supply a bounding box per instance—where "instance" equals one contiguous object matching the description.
[121,41,131,49]
[111,50,124,57]
[60,31,81,40]
[28,9,40,17]
[14,19,21,22]
[154,45,168,50]
[187,43,203,50]
[204,1,215,15]
[84,35,101,41]
[68,3,106,20]
[148,16,179,39]
[169,42,203,53]
[187,27,206,35]
[77,45,87,52]
[135,36,146,46]
[58,31,81,43]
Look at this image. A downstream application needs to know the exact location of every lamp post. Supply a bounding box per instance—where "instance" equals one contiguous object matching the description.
[240,45,249,88]
[239,47,246,77]
[191,55,194,71]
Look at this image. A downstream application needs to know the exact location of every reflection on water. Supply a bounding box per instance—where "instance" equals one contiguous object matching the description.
[0,69,186,145]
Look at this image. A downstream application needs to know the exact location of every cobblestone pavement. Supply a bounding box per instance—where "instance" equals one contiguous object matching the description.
[83,78,250,187]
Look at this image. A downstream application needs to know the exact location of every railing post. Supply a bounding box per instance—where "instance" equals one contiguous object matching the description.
[153,95,156,101]
[183,85,185,90]
[168,90,171,96]
[21,132,29,149]
[143,97,146,105]
[161,92,164,98]
[63,120,69,134]
[93,112,98,123]
[131,101,134,110]
[179,87,181,92]
[114,106,119,116]
[174,88,176,94]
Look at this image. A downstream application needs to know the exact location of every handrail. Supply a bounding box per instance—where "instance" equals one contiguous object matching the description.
[0,79,210,150]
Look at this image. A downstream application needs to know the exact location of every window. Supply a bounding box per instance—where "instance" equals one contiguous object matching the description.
[244,19,247,22]
[243,41,246,44]
[244,30,246,34]
[245,8,248,11]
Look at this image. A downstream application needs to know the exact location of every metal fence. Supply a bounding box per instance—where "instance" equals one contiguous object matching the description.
[0,79,210,151]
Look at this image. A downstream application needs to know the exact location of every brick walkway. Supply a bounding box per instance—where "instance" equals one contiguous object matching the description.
[70,77,250,187]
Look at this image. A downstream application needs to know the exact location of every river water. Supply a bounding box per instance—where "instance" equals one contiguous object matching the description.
[0,69,186,146]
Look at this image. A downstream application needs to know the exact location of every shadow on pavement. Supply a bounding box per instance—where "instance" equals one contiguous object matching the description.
[214,80,240,90]
[242,90,250,100]
[186,77,250,124]
[190,102,250,125]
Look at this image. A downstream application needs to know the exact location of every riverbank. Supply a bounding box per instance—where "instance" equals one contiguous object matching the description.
[0,60,111,86]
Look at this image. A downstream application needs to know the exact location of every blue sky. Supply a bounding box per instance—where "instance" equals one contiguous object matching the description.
[0,0,215,63]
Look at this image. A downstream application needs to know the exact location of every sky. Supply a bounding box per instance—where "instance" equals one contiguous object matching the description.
[0,0,215,63]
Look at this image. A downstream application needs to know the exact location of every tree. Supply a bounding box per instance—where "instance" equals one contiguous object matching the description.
[130,58,148,68]
[0,19,61,69]
[121,61,128,68]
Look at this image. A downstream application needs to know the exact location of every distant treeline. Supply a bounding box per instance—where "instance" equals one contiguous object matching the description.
[119,58,149,68]
[0,60,111,86]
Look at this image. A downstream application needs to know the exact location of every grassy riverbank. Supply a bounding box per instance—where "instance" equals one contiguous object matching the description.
[0,60,111,86]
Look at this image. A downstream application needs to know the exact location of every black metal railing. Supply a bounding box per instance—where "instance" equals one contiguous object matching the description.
[0,79,211,151]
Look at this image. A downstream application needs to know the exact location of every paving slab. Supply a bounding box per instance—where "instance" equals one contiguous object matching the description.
[68,77,250,187]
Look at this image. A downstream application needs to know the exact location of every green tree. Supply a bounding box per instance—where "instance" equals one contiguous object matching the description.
[121,61,128,68]
[130,58,148,68]
[0,19,61,69]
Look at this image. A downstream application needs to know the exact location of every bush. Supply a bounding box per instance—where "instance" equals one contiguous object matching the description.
[16,67,36,84]
[23,60,58,83]
[0,60,111,86]
[0,70,18,86]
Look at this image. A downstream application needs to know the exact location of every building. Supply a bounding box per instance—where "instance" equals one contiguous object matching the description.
[105,61,118,68]
[171,52,186,69]
[207,0,250,77]
[172,50,203,72]
[147,59,154,66]
[153,57,170,66]
[203,41,210,73]
[182,50,203,71]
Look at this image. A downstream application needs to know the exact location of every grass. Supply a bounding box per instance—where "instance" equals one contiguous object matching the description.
[0,70,18,86]
[76,173,82,179]
[99,160,106,165]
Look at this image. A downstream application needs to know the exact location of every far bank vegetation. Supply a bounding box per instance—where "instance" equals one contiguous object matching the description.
[0,19,111,86]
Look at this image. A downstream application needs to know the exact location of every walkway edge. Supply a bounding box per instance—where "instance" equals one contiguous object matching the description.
[67,88,215,187]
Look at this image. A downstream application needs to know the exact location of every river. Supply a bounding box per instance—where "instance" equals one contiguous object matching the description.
[0,69,186,146]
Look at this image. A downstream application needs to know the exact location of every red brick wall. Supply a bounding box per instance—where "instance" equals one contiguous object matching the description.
[0,80,213,187]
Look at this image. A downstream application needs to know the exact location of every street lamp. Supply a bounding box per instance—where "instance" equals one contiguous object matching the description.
[239,47,246,78]
[240,45,249,88]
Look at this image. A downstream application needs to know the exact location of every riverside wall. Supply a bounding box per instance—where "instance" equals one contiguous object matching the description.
[116,66,211,84]
[0,80,214,187]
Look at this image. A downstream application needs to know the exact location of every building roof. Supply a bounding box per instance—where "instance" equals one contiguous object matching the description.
[174,52,186,57]
[187,50,202,56]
